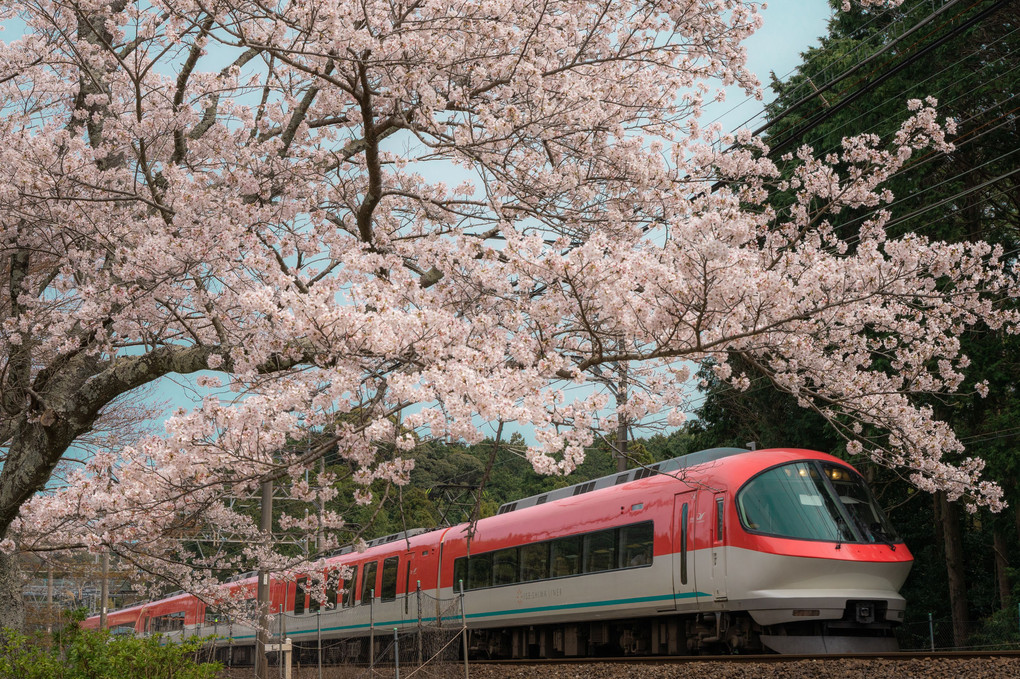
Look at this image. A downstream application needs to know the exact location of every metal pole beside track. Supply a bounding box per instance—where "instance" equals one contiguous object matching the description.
[416,580,422,667]
[394,628,400,679]
[459,580,469,679]
[370,589,375,675]
[317,610,322,679]
[929,612,935,652]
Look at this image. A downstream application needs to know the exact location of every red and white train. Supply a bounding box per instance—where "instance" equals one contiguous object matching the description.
[84,447,912,657]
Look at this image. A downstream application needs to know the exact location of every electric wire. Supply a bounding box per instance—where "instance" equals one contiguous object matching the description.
[765,0,1012,158]
[753,0,981,141]
[707,0,952,133]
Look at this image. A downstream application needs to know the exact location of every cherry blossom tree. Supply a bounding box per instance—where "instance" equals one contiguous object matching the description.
[1,0,1016,630]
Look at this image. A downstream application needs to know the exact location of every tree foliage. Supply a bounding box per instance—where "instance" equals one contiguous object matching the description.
[694,0,1020,632]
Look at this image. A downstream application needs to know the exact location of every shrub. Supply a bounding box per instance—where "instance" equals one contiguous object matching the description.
[0,626,221,679]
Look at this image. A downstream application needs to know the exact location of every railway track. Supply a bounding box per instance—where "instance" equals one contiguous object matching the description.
[468,649,1020,664]
[220,650,1020,679]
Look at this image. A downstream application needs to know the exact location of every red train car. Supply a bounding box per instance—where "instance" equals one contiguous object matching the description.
[86,447,912,656]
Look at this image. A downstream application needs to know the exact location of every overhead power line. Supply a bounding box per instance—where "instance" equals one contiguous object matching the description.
[766,0,1013,158]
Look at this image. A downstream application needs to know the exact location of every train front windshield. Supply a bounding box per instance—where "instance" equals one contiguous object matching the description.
[736,461,900,544]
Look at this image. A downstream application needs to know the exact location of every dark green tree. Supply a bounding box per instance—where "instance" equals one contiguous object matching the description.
[696,0,1020,645]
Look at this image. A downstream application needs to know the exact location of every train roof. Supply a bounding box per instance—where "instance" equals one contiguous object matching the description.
[495,447,750,516]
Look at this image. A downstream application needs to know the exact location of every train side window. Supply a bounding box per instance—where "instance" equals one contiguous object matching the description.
[381,556,399,601]
[492,548,520,586]
[325,569,339,609]
[520,543,549,582]
[342,566,358,608]
[620,521,654,567]
[716,497,725,543]
[584,529,618,573]
[294,577,307,615]
[308,577,321,613]
[453,557,468,591]
[361,561,378,605]
[468,552,492,590]
[550,535,582,577]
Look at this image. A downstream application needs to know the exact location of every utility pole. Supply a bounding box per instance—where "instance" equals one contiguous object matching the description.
[616,360,628,473]
[46,564,53,634]
[317,455,325,552]
[99,552,109,630]
[256,479,273,679]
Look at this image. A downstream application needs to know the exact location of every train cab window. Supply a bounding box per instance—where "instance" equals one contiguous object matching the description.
[823,463,900,543]
[361,561,378,605]
[453,557,468,591]
[584,529,617,573]
[468,553,492,590]
[294,577,307,615]
[737,462,860,543]
[342,566,358,608]
[381,557,399,601]
[550,535,582,577]
[492,548,520,586]
[520,543,549,582]
[620,521,654,567]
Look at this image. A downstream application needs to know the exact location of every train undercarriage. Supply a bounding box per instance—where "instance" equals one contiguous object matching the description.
[209,602,900,666]
[463,603,899,657]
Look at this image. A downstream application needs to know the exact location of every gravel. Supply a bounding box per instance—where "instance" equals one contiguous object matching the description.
[223,657,1020,679]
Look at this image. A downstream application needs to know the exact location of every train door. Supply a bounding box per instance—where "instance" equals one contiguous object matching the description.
[672,491,698,606]
[711,493,728,601]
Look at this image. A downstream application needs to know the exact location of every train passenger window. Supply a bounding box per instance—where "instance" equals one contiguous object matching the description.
[468,553,492,590]
[550,535,582,577]
[584,529,618,573]
[308,577,321,613]
[520,543,549,582]
[326,569,339,609]
[492,548,520,586]
[453,557,468,591]
[294,577,307,615]
[381,557,399,601]
[361,561,378,605]
[716,498,725,543]
[620,521,654,567]
[342,566,358,608]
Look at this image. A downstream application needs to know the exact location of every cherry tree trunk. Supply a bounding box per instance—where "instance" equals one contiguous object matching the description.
[0,553,24,631]
[1015,504,1020,549]
[992,527,1011,610]
[937,491,969,647]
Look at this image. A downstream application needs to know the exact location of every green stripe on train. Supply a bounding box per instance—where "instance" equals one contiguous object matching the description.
[225,591,708,641]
